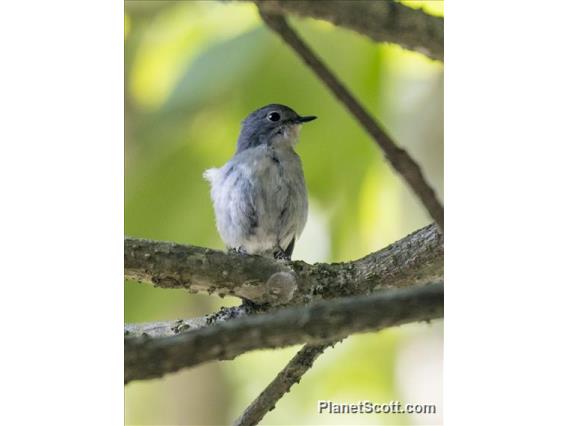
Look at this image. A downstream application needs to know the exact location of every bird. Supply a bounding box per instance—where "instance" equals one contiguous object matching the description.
[204,104,316,260]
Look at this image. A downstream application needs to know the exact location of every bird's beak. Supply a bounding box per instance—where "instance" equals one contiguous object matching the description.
[296,115,317,123]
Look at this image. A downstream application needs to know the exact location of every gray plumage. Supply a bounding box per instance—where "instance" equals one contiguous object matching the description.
[204,104,316,259]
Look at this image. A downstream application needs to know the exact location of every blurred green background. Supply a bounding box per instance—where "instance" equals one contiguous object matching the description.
[125,1,443,425]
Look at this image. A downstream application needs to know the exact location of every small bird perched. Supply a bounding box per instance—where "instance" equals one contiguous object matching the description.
[204,104,316,260]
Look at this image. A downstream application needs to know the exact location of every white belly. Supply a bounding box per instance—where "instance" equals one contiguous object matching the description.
[204,144,308,255]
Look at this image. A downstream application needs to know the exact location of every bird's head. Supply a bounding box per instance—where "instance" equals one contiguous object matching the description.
[236,104,316,153]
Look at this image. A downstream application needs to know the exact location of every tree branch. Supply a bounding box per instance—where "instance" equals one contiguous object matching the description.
[125,283,443,383]
[125,223,443,305]
[242,0,443,62]
[257,9,444,229]
[233,342,335,426]
[124,303,263,338]
[124,317,208,338]
[125,237,298,305]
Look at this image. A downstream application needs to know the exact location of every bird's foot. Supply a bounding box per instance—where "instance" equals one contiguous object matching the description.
[228,246,248,256]
[239,298,270,314]
[273,247,291,261]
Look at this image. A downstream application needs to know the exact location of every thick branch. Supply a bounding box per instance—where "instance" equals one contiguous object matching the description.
[234,342,334,426]
[125,223,443,305]
[245,0,443,62]
[125,283,443,383]
[258,10,444,229]
[125,238,298,305]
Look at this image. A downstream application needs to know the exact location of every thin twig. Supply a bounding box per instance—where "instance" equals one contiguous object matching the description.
[233,342,336,426]
[258,9,444,229]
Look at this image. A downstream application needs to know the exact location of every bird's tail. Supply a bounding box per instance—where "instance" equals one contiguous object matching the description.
[203,168,219,184]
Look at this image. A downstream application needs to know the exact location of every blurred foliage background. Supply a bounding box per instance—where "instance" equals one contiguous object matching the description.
[125,1,443,425]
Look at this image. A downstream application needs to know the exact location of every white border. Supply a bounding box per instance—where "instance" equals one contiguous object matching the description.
[0,0,123,424]
[446,1,568,424]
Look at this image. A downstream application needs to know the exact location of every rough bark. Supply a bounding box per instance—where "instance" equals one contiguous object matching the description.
[124,318,208,338]
[244,0,444,62]
[125,238,298,305]
[125,223,443,305]
[124,303,262,338]
[125,283,443,383]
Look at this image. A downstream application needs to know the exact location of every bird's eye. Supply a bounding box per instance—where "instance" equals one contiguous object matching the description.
[267,112,281,122]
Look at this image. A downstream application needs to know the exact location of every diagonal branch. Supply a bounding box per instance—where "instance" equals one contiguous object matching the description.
[242,0,444,62]
[125,283,443,383]
[258,9,444,229]
[125,223,443,305]
[233,342,335,426]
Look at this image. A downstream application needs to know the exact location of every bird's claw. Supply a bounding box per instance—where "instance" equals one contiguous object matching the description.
[273,247,291,261]
[229,247,249,256]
